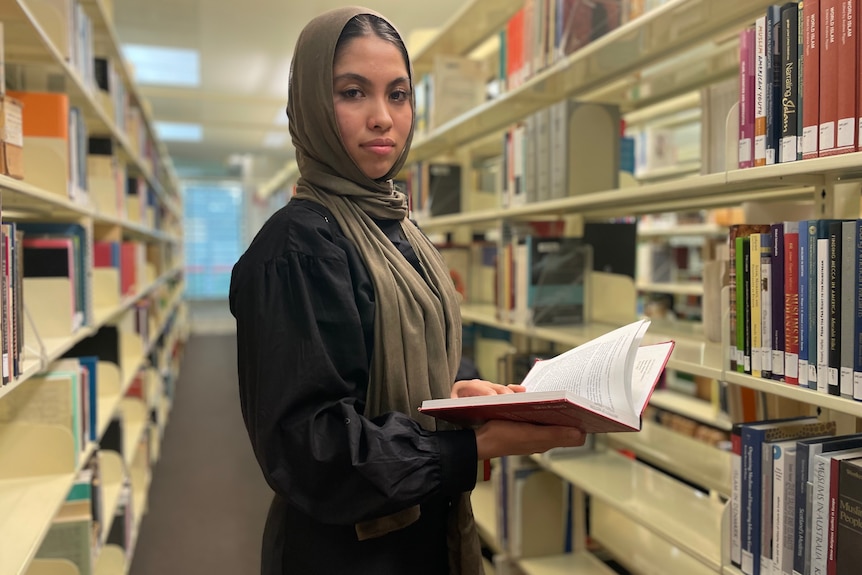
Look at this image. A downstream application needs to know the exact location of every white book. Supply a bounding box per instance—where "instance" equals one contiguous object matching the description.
[816,238,829,393]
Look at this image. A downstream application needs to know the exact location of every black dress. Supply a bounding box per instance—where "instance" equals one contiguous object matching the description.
[229,199,478,574]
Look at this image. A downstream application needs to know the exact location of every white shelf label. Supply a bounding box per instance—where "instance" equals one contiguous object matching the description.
[772,351,784,375]
[780,136,797,163]
[837,117,855,147]
[785,353,798,379]
[754,135,766,161]
[766,148,776,165]
[820,122,835,150]
[738,138,752,164]
[802,127,818,154]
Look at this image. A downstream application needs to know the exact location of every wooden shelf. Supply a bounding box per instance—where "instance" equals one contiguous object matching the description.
[411,0,522,73]
[536,451,724,571]
[591,499,718,575]
[408,0,776,163]
[0,474,77,575]
[517,551,616,575]
[470,479,501,554]
[607,419,732,496]
[649,389,732,430]
[0,0,177,215]
[459,304,724,381]
[638,223,727,238]
[636,281,704,296]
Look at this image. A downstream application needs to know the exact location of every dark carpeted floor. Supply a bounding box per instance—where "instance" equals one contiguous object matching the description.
[129,334,273,575]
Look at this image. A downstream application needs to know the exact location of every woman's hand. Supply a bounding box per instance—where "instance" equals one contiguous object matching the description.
[451,379,525,399]
[474,420,586,460]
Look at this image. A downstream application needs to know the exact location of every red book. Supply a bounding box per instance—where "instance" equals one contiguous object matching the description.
[784,223,800,385]
[420,320,675,432]
[93,241,118,268]
[803,0,822,159]
[120,242,137,296]
[820,0,840,155]
[829,0,858,155]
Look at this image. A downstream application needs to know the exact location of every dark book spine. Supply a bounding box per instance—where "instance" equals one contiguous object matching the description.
[767,6,784,164]
[836,460,862,575]
[828,221,843,395]
[744,238,753,374]
[855,220,862,401]
[773,223,786,380]
[781,2,801,163]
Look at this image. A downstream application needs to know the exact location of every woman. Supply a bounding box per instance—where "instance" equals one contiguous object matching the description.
[229,7,585,574]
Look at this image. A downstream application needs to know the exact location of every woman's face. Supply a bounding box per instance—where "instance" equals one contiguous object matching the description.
[332,35,412,180]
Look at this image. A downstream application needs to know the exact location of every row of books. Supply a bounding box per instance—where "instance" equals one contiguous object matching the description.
[499,0,669,93]
[2,88,165,227]
[728,220,862,401]
[7,3,165,180]
[738,1,862,169]
[730,417,862,575]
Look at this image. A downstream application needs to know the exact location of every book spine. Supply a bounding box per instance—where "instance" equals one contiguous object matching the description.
[794,442,812,575]
[856,219,862,400]
[731,226,741,371]
[834,0,857,155]
[800,220,811,383]
[741,426,762,575]
[763,233,774,379]
[799,2,805,161]
[809,222,821,389]
[756,16,768,166]
[818,226,831,393]
[746,237,755,374]
[804,0,822,159]
[827,457,841,575]
[740,27,756,169]
[828,221,842,395]
[820,0,839,156]
[767,7,783,164]
[786,222,801,384]
[782,2,801,163]
[733,423,744,566]
[840,221,855,396]
[773,224,786,380]
[739,236,750,372]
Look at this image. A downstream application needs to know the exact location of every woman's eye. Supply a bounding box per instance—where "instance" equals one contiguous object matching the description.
[391,90,410,102]
[342,88,362,98]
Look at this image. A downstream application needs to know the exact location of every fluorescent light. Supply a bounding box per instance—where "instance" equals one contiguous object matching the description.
[155,121,203,142]
[122,44,200,87]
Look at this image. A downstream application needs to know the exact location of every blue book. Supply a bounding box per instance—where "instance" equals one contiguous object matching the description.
[76,355,99,442]
[740,417,834,575]
[794,433,862,575]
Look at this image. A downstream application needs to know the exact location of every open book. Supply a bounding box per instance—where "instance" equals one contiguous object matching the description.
[420,319,675,432]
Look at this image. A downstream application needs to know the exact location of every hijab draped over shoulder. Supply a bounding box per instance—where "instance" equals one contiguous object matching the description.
[287,7,481,574]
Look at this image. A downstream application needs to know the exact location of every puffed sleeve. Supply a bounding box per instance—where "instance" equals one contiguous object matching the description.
[229,221,477,526]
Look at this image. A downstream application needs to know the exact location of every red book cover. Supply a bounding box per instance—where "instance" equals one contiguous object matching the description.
[784,224,800,384]
[120,242,137,296]
[804,0,822,159]
[420,321,675,433]
[822,0,859,155]
[93,242,116,268]
[820,0,840,155]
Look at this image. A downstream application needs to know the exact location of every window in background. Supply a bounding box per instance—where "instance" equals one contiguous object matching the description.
[184,184,244,299]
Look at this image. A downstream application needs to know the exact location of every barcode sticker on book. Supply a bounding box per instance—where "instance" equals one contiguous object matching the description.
[837,118,855,147]
[739,138,752,164]
[820,122,835,150]
[780,137,796,162]
[802,127,818,154]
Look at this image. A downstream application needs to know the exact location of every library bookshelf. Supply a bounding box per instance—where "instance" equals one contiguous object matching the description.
[0,0,187,574]
[411,0,862,574]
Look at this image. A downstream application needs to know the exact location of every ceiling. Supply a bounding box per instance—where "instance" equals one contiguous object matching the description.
[112,0,465,186]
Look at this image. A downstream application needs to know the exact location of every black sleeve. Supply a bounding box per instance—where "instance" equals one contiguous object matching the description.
[229,240,477,526]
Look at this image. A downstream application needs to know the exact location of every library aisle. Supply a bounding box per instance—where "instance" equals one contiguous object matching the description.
[129,334,272,575]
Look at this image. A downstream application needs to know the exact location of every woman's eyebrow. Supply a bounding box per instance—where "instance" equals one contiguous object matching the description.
[333,73,410,88]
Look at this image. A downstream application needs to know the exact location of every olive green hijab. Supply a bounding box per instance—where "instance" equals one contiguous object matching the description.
[287,7,481,574]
